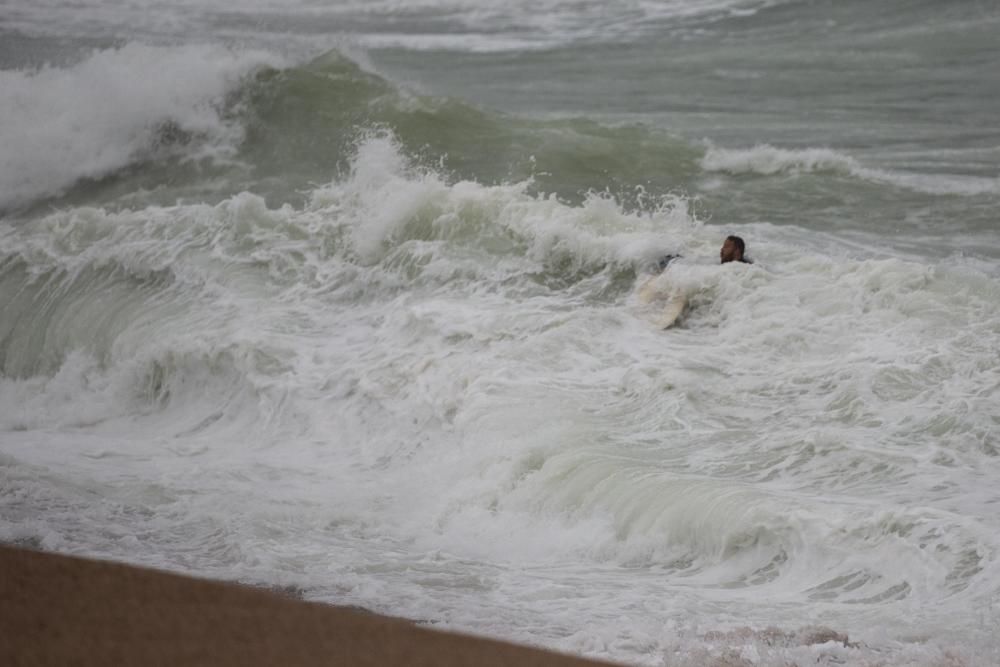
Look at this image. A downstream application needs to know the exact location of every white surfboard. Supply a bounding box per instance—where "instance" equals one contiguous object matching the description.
[637,275,687,329]
[637,275,661,305]
[656,293,687,329]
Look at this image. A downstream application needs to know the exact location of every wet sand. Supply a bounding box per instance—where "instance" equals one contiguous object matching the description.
[1,545,620,667]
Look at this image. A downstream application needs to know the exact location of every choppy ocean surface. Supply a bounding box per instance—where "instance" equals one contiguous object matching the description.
[2,1,1000,664]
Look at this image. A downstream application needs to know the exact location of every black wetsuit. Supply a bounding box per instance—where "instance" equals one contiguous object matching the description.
[656,254,752,269]
[657,254,682,271]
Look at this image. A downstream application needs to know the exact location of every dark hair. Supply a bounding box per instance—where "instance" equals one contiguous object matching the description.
[726,235,745,254]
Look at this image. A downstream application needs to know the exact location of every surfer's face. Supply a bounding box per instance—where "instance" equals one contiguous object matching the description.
[720,239,739,263]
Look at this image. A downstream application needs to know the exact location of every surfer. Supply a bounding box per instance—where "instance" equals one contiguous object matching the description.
[720,235,752,264]
[638,252,685,328]
[653,236,751,272]
[641,236,752,328]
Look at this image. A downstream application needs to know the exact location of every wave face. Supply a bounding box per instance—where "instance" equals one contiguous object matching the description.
[5,42,997,263]
[0,43,282,212]
[0,44,704,216]
[3,2,1000,666]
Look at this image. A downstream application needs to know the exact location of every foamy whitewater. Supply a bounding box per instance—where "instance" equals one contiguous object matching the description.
[2,1,1000,665]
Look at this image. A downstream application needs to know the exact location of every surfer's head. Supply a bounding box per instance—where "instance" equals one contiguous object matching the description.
[720,236,746,264]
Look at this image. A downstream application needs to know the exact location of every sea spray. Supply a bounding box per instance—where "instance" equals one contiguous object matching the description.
[0,43,281,211]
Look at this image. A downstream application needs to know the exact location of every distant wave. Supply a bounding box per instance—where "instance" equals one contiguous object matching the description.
[701,144,860,175]
[0,44,702,212]
[2,0,798,54]
[701,144,1000,196]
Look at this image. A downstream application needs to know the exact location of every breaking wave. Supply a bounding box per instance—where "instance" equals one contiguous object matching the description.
[701,143,1000,196]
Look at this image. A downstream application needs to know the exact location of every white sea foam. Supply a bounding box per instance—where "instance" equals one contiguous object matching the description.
[307,131,696,268]
[3,134,1000,667]
[701,144,861,176]
[0,43,280,210]
[702,144,1000,196]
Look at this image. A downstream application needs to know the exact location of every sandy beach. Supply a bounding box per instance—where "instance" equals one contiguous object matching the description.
[1,545,620,667]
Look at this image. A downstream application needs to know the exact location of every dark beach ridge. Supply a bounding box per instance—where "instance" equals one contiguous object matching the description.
[1,545,619,667]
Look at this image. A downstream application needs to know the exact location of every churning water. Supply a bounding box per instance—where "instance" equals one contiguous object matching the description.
[2,1,1000,664]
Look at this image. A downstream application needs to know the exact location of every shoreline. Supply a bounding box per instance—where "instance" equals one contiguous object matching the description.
[1,545,620,667]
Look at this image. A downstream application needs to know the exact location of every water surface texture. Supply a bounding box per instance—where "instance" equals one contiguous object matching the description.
[2,1,999,664]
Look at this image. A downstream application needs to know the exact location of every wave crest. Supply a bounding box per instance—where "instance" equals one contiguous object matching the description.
[0,42,282,211]
[701,143,1000,196]
[701,144,860,176]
